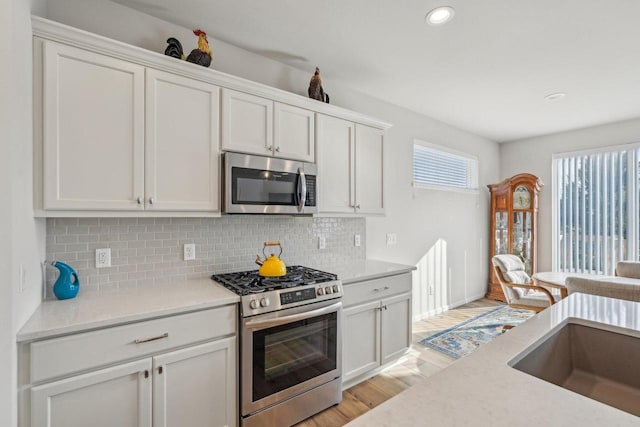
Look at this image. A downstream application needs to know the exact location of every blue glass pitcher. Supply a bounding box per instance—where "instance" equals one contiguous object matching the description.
[52,261,80,300]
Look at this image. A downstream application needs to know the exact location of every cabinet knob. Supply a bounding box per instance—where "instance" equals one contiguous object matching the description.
[266,146,272,152]
[149,197,154,205]
[136,196,142,205]
[355,204,361,209]
[275,146,280,152]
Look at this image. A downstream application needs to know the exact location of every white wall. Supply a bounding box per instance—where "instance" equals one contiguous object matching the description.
[500,117,640,272]
[1,1,47,426]
[39,0,500,317]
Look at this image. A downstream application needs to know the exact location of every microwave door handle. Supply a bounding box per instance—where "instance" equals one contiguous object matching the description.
[244,301,341,331]
[297,168,307,212]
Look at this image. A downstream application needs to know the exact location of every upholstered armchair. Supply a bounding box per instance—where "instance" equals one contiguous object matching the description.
[491,255,560,312]
[565,261,640,302]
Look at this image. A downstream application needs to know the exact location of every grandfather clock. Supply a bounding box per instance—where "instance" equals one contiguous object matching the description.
[486,173,543,301]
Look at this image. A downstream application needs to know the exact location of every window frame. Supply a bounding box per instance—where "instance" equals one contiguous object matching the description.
[412,139,479,194]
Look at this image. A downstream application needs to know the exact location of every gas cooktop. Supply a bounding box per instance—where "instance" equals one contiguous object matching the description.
[211,265,338,296]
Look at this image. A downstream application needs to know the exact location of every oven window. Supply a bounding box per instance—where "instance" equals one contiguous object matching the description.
[252,312,337,402]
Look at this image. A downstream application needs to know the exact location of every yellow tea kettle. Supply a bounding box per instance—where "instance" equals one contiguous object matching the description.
[255,241,287,277]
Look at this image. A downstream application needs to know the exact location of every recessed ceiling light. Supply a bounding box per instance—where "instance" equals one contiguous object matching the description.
[544,92,566,101]
[425,6,455,26]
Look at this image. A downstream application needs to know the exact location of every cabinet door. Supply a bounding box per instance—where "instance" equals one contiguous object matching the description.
[31,359,152,427]
[380,292,412,365]
[153,338,237,427]
[145,69,220,211]
[316,114,355,213]
[221,89,273,156]
[343,300,380,382]
[42,41,145,210]
[273,102,315,162]
[354,124,384,215]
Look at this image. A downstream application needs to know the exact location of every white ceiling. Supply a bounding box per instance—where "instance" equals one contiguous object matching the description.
[113,0,640,142]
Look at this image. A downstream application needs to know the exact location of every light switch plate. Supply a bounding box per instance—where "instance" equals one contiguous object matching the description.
[354,234,361,247]
[386,233,398,246]
[96,248,111,268]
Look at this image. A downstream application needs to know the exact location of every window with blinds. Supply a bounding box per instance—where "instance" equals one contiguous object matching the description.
[413,141,478,191]
[554,145,639,275]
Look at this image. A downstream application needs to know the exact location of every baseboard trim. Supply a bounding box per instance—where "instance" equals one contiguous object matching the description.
[412,291,488,322]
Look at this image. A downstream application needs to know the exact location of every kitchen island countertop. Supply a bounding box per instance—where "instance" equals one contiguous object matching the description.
[17,278,239,342]
[345,293,640,426]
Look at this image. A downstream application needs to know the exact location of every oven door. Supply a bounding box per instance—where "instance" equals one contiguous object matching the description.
[224,152,318,214]
[241,299,341,416]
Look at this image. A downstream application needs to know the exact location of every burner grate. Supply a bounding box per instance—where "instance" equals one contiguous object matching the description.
[211,265,337,296]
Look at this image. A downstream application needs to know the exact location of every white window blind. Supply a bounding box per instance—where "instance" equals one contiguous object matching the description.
[413,142,478,191]
[554,145,639,275]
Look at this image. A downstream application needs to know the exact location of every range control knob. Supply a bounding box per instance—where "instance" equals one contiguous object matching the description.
[325,286,333,294]
[332,284,339,293]
[260,297,271,307]
[249,300,259,310]
[317,287,325,296]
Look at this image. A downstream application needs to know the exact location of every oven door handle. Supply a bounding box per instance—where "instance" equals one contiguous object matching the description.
[244,301,341,331]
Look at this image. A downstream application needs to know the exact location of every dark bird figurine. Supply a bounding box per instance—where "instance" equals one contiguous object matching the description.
[164,37,185,60]
[308,67,330,103]
[186,29,212,68]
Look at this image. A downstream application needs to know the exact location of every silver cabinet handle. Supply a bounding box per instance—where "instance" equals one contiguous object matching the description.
[355,204,361,209]
[373,286,390,292]
[148,197,154,205]
[266,146,272,152]
[133,332,168,344]
[275,146,280,152]
[136,196,142,205]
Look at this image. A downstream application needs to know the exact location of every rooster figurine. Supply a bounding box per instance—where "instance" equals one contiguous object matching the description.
[308,67,330,103]
[163,29,212,68]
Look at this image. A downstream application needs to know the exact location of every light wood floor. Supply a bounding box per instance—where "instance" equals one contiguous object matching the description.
[295,298,503,427]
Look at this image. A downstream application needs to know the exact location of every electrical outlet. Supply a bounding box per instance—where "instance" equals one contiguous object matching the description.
[184,243,196,261]
[96,248,111,268]
[386,233,398,246]
[318,235,326,250]
[354,234,361,247]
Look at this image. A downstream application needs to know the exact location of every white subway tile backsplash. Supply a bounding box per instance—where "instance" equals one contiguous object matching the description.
[46,216,365,298]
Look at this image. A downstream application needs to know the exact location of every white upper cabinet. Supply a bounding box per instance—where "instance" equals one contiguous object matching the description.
[221,89,315,162]
[42,41,145,211]
[221,89,273,157]
[316,115,355,213]
[273,102,315,162]
[145,69,220,212]
[317,116,384,215]
[354,124,384,214]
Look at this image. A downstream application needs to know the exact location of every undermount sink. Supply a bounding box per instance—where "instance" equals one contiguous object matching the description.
[510,322,640,417]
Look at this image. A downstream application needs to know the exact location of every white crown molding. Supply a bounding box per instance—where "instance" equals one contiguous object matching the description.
[32,16,392,130]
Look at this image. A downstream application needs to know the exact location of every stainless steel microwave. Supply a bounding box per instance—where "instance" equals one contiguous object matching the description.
[223,152,318,214]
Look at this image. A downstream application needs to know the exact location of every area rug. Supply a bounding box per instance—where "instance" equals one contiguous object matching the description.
[418,305,535,359]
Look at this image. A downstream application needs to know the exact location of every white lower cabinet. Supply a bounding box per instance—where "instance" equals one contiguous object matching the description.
[26,307,237,427]
[153,339,236,427]
[342,274,412,387]
[31,359,153,427]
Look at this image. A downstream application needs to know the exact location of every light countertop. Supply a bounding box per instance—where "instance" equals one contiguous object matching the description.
[311,259,416,284]
[345,293,640,426]
[17,278,239,342]
[17,259,414,343]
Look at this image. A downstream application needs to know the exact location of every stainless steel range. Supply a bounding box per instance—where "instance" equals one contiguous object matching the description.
[212,266,343,427]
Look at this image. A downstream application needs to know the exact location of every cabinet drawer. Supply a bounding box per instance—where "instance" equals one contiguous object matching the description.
[343,273,411,307]
[30,305,236,383]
